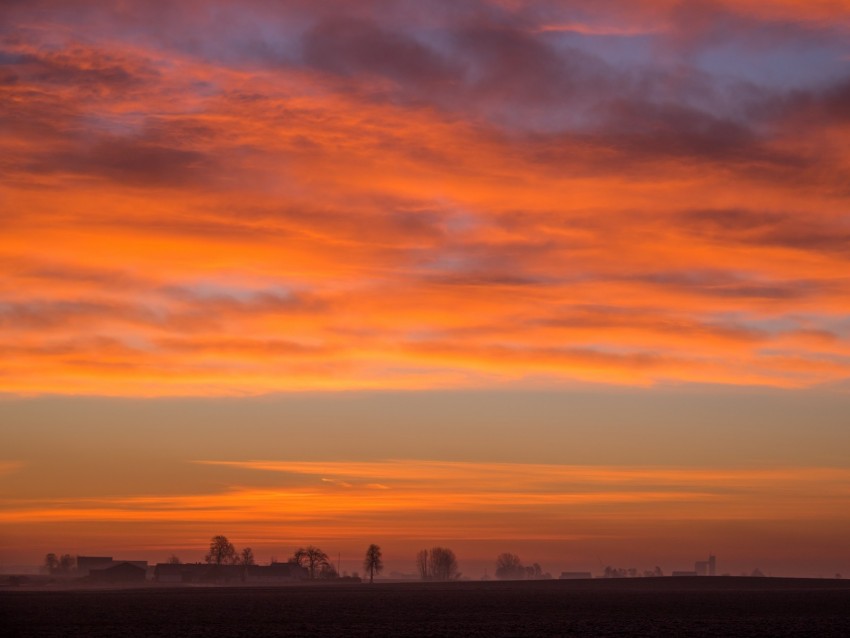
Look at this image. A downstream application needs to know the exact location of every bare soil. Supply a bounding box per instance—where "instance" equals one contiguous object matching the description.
[2,577,849,637]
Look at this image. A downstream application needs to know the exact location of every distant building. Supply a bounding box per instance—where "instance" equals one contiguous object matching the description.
[559,572,593,580]
[694,554,717,576]
[90,562,146,583]
[77,556,147,577]
[76,556,113,576]
[673,554,717,577]
[153,561,309,584]
[245,562,308,583]
[153,563,183,583]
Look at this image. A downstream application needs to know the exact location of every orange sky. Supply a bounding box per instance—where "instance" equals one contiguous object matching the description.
[1,0,849,577]
[3,456,850,576]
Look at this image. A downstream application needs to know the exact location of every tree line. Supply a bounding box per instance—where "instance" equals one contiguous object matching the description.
[494,553,552,580]
[43,543,741,582]
[45,541,555,583]
[415,547,460,581]
[43,553,75,574]
[47,537,574,583]
[192,536,385,582]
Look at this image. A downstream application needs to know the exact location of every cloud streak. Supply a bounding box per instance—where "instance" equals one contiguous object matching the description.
[3,461,849,549]
[10,459,850,518]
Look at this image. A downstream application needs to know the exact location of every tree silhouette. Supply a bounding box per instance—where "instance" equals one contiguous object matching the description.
[205,535,237,565]
[495,553,525,580]
[292,546,330,579]
[363,544,383,583]
[415,549,429,580]
[240,547,255,566]
[427,547,458,581]
[59,554,75,572]
[44,553,74,574]
[527,563,548,579]
[319,562,339,579]
[44,553,59,574]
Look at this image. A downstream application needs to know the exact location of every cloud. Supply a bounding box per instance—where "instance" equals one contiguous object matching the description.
[302,17,459,88]
[1,1,849,395]
[0,47,160,91]
[5,460,850,533]
[0,461,23,476]
[49,137,212,187]
[681,208,850,255]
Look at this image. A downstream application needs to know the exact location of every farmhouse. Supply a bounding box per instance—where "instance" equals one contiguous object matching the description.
[76,556,113,576]
[153,561,309,584]
[77,556,147,577]
[90,562,147,583]
[245,562,308,582]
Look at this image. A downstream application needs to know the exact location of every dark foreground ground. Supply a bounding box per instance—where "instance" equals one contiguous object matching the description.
[3,577,850,637]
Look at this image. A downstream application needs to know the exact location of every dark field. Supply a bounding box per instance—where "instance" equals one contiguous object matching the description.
[3,577,850,637]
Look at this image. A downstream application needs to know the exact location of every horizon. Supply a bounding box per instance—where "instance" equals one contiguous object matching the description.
[0,536,803,581]
[2,1,849,582]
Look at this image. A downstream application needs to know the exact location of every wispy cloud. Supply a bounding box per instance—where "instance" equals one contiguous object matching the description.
[0,461,23,476]
[534,23,664,36]
[5,461,848,531]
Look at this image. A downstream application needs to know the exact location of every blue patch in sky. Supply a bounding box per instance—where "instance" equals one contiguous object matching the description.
[695,43,848,90]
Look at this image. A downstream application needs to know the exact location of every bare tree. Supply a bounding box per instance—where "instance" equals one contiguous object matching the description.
[44,553,59,574]
[44,553,74,574]
[428,547,458,581]
[495,553,525,580]
[58,554,75,573]
[415,549,430,580]
[363,544,383,583]
[206,535,238,565]
[525,563,538,579]
[292,546,330,579]
[240,547,255,566]
[319,563,339,579]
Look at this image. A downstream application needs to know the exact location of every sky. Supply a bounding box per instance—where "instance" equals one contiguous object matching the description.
[1,0,849,578]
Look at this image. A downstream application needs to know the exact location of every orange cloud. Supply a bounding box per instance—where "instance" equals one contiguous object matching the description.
[4,461,848,526]
[1,2,849,396]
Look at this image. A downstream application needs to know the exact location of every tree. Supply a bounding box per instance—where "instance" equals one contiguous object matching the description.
[206,535,238,565]
[495,553,525,580]
[415,549,430,580]
[58,554,75,573]
[167,555,182,565]
[292,546,329,579]
[44,553,59,574]
[319,563,338,579]
[363,544,383,584]
[44,553,74,574]
[428,547,458,581]
[240,547,255,566]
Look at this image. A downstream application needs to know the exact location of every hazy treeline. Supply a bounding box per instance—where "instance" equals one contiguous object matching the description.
[44,536,584,583]
[43,553,76,574]
[494,553,552,580]
[415,547,460,581]
[603,566,664,578]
